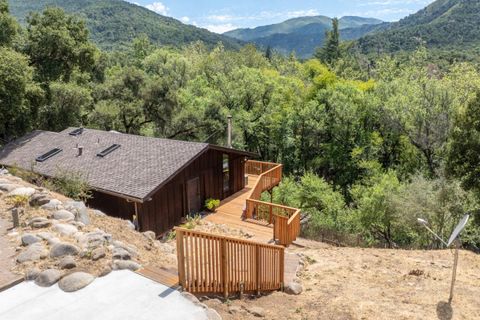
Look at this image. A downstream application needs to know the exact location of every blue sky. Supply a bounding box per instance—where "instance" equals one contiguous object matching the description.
[128,0,435,33]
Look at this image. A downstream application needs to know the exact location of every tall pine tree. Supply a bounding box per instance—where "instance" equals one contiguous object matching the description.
[315,18,340,65]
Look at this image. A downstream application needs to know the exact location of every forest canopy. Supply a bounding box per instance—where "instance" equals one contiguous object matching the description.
[0,2,479,250]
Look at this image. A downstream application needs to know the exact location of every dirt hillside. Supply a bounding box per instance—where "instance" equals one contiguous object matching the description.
[205,239,480,320]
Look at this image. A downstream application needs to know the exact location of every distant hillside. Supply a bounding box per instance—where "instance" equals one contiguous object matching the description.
[8,0,242,51]
[224,16,383,58]
[357,0,480,53]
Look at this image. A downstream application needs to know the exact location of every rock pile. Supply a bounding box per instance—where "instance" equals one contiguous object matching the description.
[2,182,144,293]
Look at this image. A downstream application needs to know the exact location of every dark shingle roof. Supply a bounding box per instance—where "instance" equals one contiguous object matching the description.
[0,128,253,201]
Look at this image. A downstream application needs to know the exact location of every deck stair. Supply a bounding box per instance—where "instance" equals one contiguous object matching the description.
[136,266,180,288]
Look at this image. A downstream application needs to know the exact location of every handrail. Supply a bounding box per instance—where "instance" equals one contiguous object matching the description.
[244,160,301,246]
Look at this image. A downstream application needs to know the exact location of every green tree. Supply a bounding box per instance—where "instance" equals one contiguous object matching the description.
[0,0,19,47]
[350,170,404,247]
[39,81,92,131]
[25,7,97,82]
[0,47,42,142]
[447,91,480,193]
[91,66,149,134]
[316,18,340,65]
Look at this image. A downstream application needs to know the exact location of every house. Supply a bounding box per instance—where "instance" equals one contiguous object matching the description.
[0,128,256,235]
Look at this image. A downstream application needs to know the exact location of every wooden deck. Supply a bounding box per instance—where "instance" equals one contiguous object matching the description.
[203,175,275,243]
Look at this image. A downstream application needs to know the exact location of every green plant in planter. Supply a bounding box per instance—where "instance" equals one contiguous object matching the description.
[205,198,220,212]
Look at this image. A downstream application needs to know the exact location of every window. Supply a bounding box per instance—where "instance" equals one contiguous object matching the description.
[69,128,84,136]
[223,154,230,193]
[36,148,62,162]
[97,144,120,157]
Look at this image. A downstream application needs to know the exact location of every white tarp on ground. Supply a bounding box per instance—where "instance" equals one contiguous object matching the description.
[0,270,208,320]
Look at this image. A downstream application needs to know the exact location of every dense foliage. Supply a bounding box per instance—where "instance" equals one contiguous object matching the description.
[0,3,479,250]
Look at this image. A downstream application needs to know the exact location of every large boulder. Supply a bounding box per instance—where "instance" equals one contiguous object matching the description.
[53,223,78,236]
[0,184,20,192]
[76,230,111,249]
[247,306,266,318]
[28,217,51,229]
[112,260,141,271]
[50,242,80,258]
[284,282,303,295]
[58,272,95,292]
[59,256,77,269]
[112,241,138,258]
[29,193,51,206]
[21,233,41,246]
[35,269,62,287]
[112,247,131,260]
[64,201,90,225]
[25,268,41,281]
[91,247,106,261]
[17,243,48,263]
[8,187,36,197]
[40,199,63,211]
[52,210,75,221]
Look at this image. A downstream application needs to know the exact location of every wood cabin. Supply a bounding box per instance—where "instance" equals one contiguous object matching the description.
[0,128,256,236]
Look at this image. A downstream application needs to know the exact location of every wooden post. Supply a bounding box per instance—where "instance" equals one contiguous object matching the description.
[176,229,186,289]
[11,208,19,228]
[222,238,228,298]
[279,248,285,291]
[256,245,260,295]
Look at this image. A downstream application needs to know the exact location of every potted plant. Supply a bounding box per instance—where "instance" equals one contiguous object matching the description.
[205,198,220,212]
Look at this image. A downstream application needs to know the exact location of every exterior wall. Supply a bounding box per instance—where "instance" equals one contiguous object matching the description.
[138,149,247,236]
[88,190,136,221]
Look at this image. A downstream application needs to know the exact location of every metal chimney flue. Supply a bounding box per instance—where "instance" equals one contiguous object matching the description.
[77,146,84,157]
[227,115,232,148]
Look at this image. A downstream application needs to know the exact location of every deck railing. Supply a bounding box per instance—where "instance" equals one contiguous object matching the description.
[175,227,284,297]
[245,160,301,246]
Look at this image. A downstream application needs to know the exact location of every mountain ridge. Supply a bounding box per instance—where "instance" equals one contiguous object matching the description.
[224,16,383,58]
[8,0,242,51]
[356,0,480,53]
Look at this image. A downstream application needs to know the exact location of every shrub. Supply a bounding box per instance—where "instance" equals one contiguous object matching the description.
[181,214,201,229]
[205,198,220,212]
[46,170,91,201]
[6,195,29,208]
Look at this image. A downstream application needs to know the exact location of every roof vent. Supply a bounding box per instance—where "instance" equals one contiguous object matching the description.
[69,128,84,136]
[97,144,120,158]
[36,148,62,162]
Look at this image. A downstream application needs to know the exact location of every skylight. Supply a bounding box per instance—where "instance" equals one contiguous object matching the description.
[36,148,62,162]
[97,144,121,158]
[69,128,84,136]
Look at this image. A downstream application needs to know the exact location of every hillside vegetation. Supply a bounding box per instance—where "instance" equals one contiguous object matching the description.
[225,16,383,58]
[357,0,480,54]
[8,0,241,50]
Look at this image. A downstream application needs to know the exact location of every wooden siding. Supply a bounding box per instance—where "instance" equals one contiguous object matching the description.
[138,149,247,236]
[88,190,136,221]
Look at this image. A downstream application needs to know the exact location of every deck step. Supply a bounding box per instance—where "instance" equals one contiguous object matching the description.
[136,266,179,288]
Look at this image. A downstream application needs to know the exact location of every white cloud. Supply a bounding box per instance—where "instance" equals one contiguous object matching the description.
[204,23,238,34]
[145,2,169,16]
[285,9,319,18]
[181,16,190,23]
